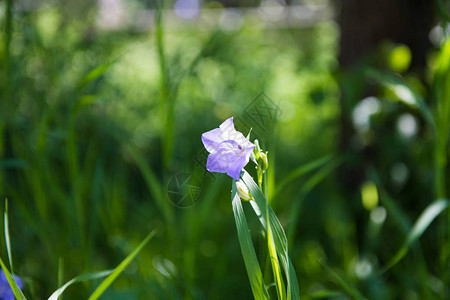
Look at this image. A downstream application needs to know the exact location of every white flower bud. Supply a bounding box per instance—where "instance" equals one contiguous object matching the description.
[236,180,252,201]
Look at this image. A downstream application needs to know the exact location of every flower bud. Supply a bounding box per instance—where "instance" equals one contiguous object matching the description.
[257,152,268,172]
[236,180,252,201]
[254,139,261,155]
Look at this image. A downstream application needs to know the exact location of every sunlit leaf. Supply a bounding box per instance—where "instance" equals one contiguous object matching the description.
[309,290,344,299]
[381,199,449,272]
[76,61,116,91]
[48,270,112,300]
[231,180,270,300]
[367,69,434,127]
[4,199,13,273]
[242,170,300,300]
[266,193,286,300]
[88,230,156,300]
[0,256,26,300]
[1,199,25,300]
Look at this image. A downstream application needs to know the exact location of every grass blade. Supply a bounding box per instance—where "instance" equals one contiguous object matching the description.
[287,158,342,243]
[366,69,434,127]
[0,256,26,300]
[231,180,270,300]
[381,199,449,273]
[318,259,368,300]
[1,198,25,300]
[88,230,156,300]
[274,155,334,199]
[267,217,286,300]
[76,61,117,91]
[48,270,112,300]
[57,258,64,300]
[242,170,300,300]
[4,198,13,274]
[309,290,344,299]
[124,145,175,239]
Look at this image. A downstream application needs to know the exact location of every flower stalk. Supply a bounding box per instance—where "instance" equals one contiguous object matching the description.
[202,118,299,299]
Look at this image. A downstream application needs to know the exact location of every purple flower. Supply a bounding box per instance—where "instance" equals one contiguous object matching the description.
[0,270,23,300]
[201,117,255,180]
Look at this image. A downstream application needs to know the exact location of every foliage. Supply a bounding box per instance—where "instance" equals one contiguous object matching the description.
[0,1,448,299]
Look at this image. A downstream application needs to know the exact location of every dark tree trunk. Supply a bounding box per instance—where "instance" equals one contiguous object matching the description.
[337,0,434,68]
[335,0,435,191]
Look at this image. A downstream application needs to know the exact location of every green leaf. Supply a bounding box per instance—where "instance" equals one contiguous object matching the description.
[319,259,368,300]
[0,256,26,300]
[242,170,300,300]
[231,181,270,300]
[48,270,112,300]
[287,158,342,243]
[309,290,344,299]
[124,146,175,239]
[71,95,98,116]
[381,199,449,273]
[76,61,116,91]
[0,199,26,300]
[433,38,450,167]
[57,258,64,300]
[266,198,286,300]
[88,230,156,300]
[4,199,13,274]
[273,155,334,199]
[367,69,434,127]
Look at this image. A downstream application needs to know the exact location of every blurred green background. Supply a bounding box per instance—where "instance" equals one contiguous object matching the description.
[0,0,449,299]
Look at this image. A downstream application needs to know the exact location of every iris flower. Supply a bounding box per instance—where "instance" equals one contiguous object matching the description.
[201,117,255,180]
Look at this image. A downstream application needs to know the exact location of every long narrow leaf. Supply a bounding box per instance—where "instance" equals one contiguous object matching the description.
[88,230,156,300]
[4,199,13,273]
[381,199,449,273]
[309,290,344,298]
[366,69,434,127]
[76,60,117,91]
[274,155,334,199]
[242,170,300,300]
[287,158,342,243]
[124,146,175,238]
[266,196,286,300]
[318,259,368,300]
[0,256,26,300]
[48,270,112,300]
[231,181,270,300]
[57,258,64,300]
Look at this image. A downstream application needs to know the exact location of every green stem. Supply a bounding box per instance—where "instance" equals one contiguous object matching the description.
[263,170,285,299]
[263,172,268,199]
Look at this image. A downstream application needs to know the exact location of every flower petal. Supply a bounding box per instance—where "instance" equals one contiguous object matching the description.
[206,151,229,173]
[219,117,235,133]
[226,156,247,180]
[201,117,256,180]
[219,117,241,140]
[201,128,224,153]
[227,145,255,180]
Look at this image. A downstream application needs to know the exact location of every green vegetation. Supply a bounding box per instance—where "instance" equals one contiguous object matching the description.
[0,1,448,299]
